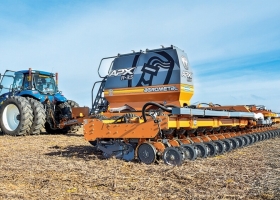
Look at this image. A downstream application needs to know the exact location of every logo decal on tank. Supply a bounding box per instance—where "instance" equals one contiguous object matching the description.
[136,51,175,86]
[182,71,193,82]
[108,67,136,80]
[143,86,178,93]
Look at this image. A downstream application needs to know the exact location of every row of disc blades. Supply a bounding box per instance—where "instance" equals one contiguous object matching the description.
[137,129,280,166]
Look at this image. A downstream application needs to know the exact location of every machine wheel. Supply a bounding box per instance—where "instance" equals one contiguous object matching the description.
[26,98,46,135]
[264,131,270,139]
[228,138,239,149]
[242,135,250,146]
[205,142,217,157]
[246,135,254,144]
[137,143,157,164]
[274,130,278,136]
[255,133,261,142]
[0,96,33,136]
[181,144,197,160]
[259,132,265,141]
[268,131,274,138]
[214,140,226,154]
[235,137,245,147]
[223,139,233,152]
[251,134,257,143]
[194,143,208,158]
[162,147,183,166]
[277,129,280,136]
[271,131,276,138]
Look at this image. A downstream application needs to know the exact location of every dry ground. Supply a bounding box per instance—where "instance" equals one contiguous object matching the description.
[0,127,279,200]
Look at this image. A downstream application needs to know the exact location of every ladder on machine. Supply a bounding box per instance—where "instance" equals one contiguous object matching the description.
[91,77,108,114]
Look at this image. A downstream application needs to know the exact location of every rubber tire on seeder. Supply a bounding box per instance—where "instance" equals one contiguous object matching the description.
[228,138,239,149]
[263,132,268,140]
[0,96,33,136]
[26,97,46,135]
[241,135,250,146]
[214,140,226,154]
[255,133,261,142]
[194,143,208,158]
[266,131,270,138]
[181,144,197,160]
[235,137,245,147]
[251,134,258,143]
[204,142,217,157]
[259,132,265,141]
[223,139,233,152]
[246,134,254,144]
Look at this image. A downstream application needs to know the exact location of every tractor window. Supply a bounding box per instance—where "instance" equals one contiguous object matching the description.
[34,74,56,94]
[0,70,19,96]
[13,73,24,90]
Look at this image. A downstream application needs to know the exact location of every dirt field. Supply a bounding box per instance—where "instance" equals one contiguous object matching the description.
[0,128,279,200]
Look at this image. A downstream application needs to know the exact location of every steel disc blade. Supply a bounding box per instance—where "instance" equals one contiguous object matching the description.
[162,147,183,166]
[137,143,157,164]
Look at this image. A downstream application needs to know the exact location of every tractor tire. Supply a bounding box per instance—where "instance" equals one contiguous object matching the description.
[26,97,46,135]
[0,96,33,136]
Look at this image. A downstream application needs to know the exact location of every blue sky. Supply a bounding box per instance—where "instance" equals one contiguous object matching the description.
[0,0,280,112]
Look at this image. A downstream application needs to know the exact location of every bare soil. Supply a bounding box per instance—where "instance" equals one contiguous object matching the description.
[0,128,279,200]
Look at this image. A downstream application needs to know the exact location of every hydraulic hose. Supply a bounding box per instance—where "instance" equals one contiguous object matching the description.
[142,102,173,122]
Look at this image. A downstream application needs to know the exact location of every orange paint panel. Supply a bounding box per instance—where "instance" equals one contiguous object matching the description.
[84,116,168,141]
[105,84,182,111]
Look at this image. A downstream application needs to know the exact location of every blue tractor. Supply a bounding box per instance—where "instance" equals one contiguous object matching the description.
[0,68,85,136]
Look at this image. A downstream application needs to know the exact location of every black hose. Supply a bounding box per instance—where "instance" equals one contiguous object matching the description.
[142,102,173,122]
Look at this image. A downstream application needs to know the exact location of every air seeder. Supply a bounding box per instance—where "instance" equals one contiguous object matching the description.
[84,45,280,166]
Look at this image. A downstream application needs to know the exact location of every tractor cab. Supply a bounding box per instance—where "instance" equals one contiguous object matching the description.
[0,68,65,104]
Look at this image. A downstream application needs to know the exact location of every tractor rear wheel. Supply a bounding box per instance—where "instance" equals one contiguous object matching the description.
[0,96,33,136]
[27,98,46,135]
